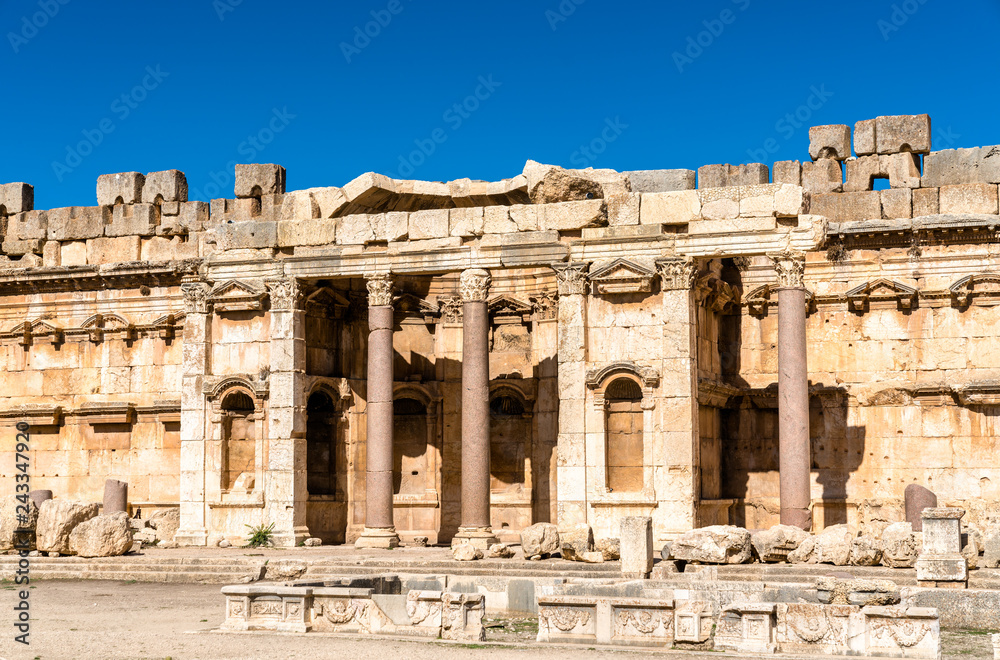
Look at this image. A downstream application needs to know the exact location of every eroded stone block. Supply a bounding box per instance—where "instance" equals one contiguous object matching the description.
[810,192,881,222]
[939,183,999,215]
[876,114,932,154]
[408,209,449,240]
[626,169,695,192]
[106,203,159,237]
[913,188,939,216]
[620,516,653,578]
[802,159,843,194]
[235,163,286,198]
[773,160,802,186]
[97,172,144,206]
[0,183,34,214]
[47,206,108,240]
[881,188,912,219]
[640,191,700,225]
[143,170,188,204]
[277,218,337,247]
[87,236,141,264]
[809,125,851,161]
[923,145,1000,187]
[214,221,278,250]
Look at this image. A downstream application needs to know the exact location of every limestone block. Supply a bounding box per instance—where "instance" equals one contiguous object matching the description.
[506,204,541,231]
[802,159,843,194]
[141,235,198,261]
[142,170,188,204]
[1,236,43,256]
[595,537,620,561]
[672,525,752,564]
[923,145,1000,187]
[60,240,87,266]
[452,543,483,561]
[0,496,39,551]
[626,169,695,192]
[6,210,46,241]
[845,155,881,192]
[525,162,603,203]
[939,183,999,215]
[855,118,877,156]
[729,163,770,186]
[559,522,594,561]
[606,193,640,226]
[809,124,851,161]
[703,198,739,220]
[215,221,278,250]
[620,517,653,577]
[106,203,159,237]
[814,524,855,566]
[913,187,939,216]
[885,152,922,189]
[1,182,34,214]
[774,184,808,217]
[880,522,918,568]
[698,164,728,188]
[788,537,816,564]
[751,524,809,562]
[850,535,882,566]
[277,190,320,221]
[87,236,140,264]
[235,163,286,198]
[148,508,180,544]
[810,192,881,222]
[881,188,912,219]
[773,161,802,186]
[538,200,606,231]
[67,512,133,557]
[47,206,108,240]
[449,206,485,237]
[373,212,409,242]
[36,500,100,554]
[97,172,144,206]
[277,218,336,247]
[408,209,450,239]
[640,191,700,225]
[875,114,931,154]
[486,543,514,558]
[520,522,559,557]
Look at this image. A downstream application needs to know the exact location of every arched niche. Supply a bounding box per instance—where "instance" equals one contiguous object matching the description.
[220,387,258,491]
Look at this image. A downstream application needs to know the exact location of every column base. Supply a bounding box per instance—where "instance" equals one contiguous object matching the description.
[451,527,499,550]
[174,529,208,547]
[354,527,401,549]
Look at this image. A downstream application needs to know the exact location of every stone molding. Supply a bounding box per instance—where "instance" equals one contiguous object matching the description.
[365,273,394,308]
[551,262,590,296]
[655,257,698,291]
[585,361,660,390]
[459,269,492,303]
[769,252,806,288]
[203,375,269,409]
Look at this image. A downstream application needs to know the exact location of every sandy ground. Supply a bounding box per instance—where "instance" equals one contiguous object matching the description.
[0,580,993,660]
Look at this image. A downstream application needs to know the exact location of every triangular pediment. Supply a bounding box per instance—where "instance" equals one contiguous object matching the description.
[207,280,266,312]
[589,258,656,294]
[394,293,438,320]
[951,274,1000,305]
[81,313,132,330]
[304,287,350,317]
[489,295,533,315]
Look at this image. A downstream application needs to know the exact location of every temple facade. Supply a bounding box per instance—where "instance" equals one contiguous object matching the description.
[2,113,1000,547]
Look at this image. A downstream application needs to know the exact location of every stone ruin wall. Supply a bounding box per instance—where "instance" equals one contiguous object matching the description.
[0,112,999,542]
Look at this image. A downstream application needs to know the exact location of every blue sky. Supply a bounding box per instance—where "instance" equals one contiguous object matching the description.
[3,0,999,209]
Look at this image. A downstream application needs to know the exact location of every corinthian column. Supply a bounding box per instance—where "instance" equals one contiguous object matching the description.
[355,273,401,548]
[771,252,812,530]
[453,268,498,549]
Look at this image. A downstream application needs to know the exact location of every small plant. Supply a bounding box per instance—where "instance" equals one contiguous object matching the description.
[245,522,275,548]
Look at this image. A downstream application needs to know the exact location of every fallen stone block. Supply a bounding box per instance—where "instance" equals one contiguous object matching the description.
[672,525,752,564]
[620,517,652,578]
[143,170,188,204]
[751,524,810,562]
[452,543,483,561]
[0,495,39,551]
[520,522,559,558]
[595,537,620,561]
[814,524,855,566]
[809,124,851,161]
[559,522,594,561]
[264,560,308,581]
[486,543,514,559]
[1,182,34,214]
[148,508,179,544]
[36,500,100,554]
[817,577,900,607]
[97,172,144,206]
[875,114,932,154]
[68,511,134,557]
[524,161,603,203]
[850,535,883,566]
[880,522,918,568]
[235,163,286,198]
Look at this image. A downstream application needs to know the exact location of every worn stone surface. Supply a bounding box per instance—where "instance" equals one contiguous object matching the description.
[148,509,180,544]
[751,524,810,562]
[36,501,100,554]
[801,159,843,194]
[627,169,695,193]
[235,163,286,198]
[672,525,752,564]
[520,523,559,558]
[0,496,39,551]
[809,125,851,161]
[875,114,932,154]
[850,534,882,566]
[814,524,855,566]
[923,145,1000,187]
[97,172,144,206]
[595,537,620,561]
[559,523,594,561]
[525,162,603,203]
[880,522,918,568]
[452,543,484,561]
[486,543,514,559]
[67,512,133,557]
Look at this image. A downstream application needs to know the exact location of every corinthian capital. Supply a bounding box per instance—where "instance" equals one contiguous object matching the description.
[365,273,395,307]
[265,278,302,311]
[655,257,698,291]
[769,252,806,288]
[551,262,590,296]
[181,281,210,314]
[459,269,492,303]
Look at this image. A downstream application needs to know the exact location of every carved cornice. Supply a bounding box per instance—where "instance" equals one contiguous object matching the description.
[265,278,303,312]
[365,273,394,308]
[459,269,492,303]
[489,295,533,324]
[0,260,202,295]
[551,262,590,296]
[769,252,806,288]
[950,273,1000,307]
[655,257,698,291]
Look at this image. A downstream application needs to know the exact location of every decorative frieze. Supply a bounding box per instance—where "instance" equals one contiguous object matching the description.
[459,268,492,303]
[365,273,394,307]
[551,262,590,296]
[529,291,558,320]
[715,602,778,654]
